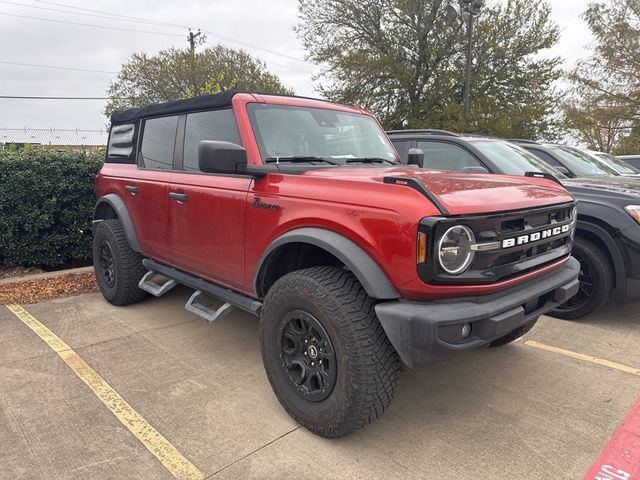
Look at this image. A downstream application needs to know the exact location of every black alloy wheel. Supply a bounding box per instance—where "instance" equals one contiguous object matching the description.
[549,237,613,320]
[278,309,337,402]
[554,261,593,313]
[99,240,116,288]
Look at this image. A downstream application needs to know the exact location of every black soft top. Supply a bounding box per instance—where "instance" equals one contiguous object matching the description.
[110,90,241,124]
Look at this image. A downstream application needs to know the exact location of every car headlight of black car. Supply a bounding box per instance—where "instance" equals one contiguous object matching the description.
[625,205,640,225]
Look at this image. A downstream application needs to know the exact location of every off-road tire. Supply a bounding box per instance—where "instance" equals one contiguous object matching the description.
[260,266,400,438]
[549,237,614,320]
[488,318,538,347]
[93,219,148,306]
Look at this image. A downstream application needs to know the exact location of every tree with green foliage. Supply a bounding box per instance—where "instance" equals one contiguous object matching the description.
[566,0,640,153]
[296,0,562,139]
[562,96,628,153]
[105,45,293,118]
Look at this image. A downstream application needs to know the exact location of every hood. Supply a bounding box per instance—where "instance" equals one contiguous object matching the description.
[562,176,640,200]
[303,166,574,216]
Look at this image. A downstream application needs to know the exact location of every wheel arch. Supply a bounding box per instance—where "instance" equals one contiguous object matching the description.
[254,228,400,300]
[93,194,142,253]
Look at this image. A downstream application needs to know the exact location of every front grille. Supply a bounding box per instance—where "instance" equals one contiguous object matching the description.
[418,202,576,285]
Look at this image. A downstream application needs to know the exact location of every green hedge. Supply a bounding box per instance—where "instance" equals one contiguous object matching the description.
[0,146,103,268]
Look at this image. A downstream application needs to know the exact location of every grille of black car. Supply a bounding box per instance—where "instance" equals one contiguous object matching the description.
[418,202,576,285]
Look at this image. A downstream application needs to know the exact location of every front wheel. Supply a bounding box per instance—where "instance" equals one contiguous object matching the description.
[259,266,400,438]
[549,237,613,320]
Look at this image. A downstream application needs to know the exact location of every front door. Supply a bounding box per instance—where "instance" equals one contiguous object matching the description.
[167,108,251,290]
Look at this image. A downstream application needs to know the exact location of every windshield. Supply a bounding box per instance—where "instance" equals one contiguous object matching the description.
[593,152,640,175]
[247,104,399,164]
[550,146,620,177]
[470,139,567,178]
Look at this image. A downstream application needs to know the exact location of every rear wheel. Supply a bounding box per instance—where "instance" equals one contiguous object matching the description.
[93,219,148,306]
[550,237,613,320]
[260,266,400,438]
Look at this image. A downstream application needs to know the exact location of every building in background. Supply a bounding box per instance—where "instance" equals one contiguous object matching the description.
[0,128,107,151]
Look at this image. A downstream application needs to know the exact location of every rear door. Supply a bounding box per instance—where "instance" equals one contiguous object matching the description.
[124,115,179,260]
[167,109,251,290]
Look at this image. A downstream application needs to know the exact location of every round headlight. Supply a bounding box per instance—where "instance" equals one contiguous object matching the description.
[438,225,475,275]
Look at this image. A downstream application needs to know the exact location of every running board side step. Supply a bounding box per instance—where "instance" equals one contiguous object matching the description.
[142,259,263,316]
[185,291,234,323]
[138,271,177,297]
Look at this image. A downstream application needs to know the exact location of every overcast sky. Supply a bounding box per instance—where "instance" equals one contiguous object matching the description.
[0,0,593,130]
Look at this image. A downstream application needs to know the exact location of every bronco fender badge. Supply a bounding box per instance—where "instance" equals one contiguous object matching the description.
[253,196,281,211]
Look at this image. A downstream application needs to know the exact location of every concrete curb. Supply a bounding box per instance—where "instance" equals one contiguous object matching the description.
[0,266,95,286]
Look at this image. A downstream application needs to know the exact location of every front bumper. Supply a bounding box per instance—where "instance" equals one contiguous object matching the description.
[375,257,580,367]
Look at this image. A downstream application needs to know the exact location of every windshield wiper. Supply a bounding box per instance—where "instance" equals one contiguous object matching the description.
[345,157,398,165]
[265,156,340,165]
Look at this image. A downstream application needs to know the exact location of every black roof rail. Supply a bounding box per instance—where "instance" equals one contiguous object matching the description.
[386,129,460,137]
[508,139,540,145]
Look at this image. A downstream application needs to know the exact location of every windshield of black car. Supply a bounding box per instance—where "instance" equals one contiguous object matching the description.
[469,139,568,178]
[247,104,399,164]
[550,146,620,176]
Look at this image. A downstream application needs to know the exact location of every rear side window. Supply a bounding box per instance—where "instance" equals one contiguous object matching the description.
[140,116,179,170]
[183,109,241,171]
[416,141,483,170]
[107,123,135,161]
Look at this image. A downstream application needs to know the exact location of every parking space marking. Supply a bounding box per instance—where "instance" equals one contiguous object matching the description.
[6,304,205,480]
[525,340,640,376]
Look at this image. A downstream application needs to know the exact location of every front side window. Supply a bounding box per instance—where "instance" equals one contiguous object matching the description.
[247,104,398,164]
[140,116,179,170]
[183,109,242,171]
[416,141,483,171]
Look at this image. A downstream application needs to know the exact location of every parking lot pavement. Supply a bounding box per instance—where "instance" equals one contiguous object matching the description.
[1,289,639,480]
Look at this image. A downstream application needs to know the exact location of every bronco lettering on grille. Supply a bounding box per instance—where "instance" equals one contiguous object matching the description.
[502,224,572,249]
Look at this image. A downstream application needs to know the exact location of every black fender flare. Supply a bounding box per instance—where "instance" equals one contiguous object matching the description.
[575,220,626,301]
[254,227,400,300]
[93,194,142,253]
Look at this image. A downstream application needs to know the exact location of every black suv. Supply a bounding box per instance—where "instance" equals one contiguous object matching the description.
[388,130,640,319]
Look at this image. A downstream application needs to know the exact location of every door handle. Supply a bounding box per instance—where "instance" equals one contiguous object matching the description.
[169,192,189,202]
[125,185,139,193]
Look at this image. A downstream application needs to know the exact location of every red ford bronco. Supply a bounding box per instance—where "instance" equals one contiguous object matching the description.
[93,91,580,437]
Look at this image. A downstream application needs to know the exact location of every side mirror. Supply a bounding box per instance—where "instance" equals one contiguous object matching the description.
[198,140,247,174]
[407,148,424,167]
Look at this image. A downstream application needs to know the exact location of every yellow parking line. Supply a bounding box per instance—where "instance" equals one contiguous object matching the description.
[6,304,205,480]
[525,340,640,377]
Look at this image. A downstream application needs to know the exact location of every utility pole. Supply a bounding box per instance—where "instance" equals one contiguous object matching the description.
[463,11,474,122]
[187,28,206,55]
[448,0,484,123]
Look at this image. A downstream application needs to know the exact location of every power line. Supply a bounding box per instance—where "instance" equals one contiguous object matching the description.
[0,12,185,36]
[0,60,116,74]
[34,0,186,28]
[0,0,185,27]
[29,0,318,68]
